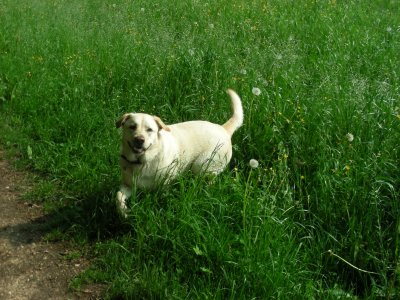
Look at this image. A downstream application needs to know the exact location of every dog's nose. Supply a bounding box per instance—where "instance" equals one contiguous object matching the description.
[133,136,145,147]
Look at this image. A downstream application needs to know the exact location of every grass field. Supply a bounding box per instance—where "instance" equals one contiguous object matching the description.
[1,0,399,298]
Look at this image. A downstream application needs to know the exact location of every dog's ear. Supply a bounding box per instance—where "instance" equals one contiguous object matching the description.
[154,116,171,132]
[116,114,131,128]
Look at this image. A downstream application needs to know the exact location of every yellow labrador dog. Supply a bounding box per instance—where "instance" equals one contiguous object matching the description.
[116,89,243,216]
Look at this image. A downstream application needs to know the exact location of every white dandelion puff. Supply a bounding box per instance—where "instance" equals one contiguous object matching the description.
[252,87,261,96]
[249,159,259,169]
[345,133,354,142]
[261,78,269,86]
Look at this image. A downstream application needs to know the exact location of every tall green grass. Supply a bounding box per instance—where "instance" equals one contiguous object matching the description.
[1,0,399,298]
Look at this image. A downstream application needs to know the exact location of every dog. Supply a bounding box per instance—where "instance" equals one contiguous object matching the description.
[115,89,243,217]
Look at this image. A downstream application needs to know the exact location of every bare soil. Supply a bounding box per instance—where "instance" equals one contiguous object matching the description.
[0,151,102,300]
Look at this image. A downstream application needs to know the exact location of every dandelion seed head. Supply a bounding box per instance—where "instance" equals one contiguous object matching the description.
[261,78,268,86]
[345,133,354,142]
[249,159,259,169]
[252,87,261,96]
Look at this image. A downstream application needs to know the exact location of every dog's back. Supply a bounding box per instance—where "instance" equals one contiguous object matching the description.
[165,90,243,175]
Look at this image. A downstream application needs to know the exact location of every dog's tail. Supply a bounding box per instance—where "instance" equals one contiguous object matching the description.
[222,89,243,136]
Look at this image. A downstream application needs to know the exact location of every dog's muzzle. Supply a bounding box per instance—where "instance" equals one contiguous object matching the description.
[128,137,151,155]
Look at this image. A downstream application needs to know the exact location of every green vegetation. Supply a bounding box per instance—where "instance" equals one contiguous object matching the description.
[1,0,399,298]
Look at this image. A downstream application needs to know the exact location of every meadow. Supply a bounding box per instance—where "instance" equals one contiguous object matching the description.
[0,0,399,298]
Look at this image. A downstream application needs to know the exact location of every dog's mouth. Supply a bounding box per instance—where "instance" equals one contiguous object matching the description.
[128,141,151,155]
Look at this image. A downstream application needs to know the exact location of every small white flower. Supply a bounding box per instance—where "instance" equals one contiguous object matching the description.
[209,23,214,29]
[386,26,393,33]
[252,87,261,96]
[188,49,195,56]
[345,133,354,142]
[249,159,259,169]
[140,7,145,12]
[239,69,247,75]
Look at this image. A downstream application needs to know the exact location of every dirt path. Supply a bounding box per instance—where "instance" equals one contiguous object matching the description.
[0,151,101,300]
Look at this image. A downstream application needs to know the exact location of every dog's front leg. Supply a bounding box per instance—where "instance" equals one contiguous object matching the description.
[116,166,133,218]
[116,184,131,218]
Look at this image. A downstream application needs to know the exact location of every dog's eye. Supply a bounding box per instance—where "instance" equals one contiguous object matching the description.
[146,128,154,132]
[129,124,137,131]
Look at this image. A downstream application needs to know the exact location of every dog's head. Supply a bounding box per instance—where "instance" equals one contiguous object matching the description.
[116,113,170,157]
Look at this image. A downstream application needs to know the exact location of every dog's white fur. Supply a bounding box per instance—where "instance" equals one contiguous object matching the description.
[116,89,243,216]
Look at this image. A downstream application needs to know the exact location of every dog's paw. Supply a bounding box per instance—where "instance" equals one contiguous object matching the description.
[116,191,128,218]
